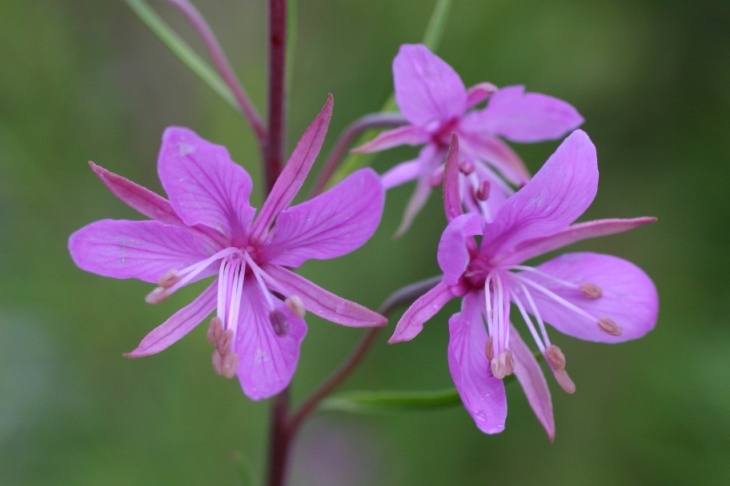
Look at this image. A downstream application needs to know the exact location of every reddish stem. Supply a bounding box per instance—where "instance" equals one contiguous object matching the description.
[309,113,407,197]
[164,0,267,149]
[267,388,291,486]
[264,0,288,194]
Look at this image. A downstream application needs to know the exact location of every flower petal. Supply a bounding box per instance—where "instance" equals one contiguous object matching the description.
[393,44,467,127]
[351,125,429,153]
[458,131,530,183]
[515,252,658,343]
[389,282,455,343]
[89,162,184,226]
[448,292,507,434]
[235,279,307,400]
[157,127,255,243]
[438,213,484,285]
[502,217,658,265]
[463,85,583,143]
[124,280,218,357]
[251,96,333,243]
[510,324,554,441]
[480,130,598,257]
[69,220,214,283]
[262,169,384,267]
[465,82,498,109]
[394,174,433,238]
[262,264,387,327]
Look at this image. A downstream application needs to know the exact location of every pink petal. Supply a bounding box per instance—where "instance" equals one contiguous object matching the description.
[263,169,384,267]
[69,220,215,283]
[463,85,583,143]
[380,145,439,190]
[394,174,433,238]
[393,44,467,127]
[157,127,255,244]
[235,279,307,400]
[262,264,387,327]
[389,282,455,343]
[480,130,598,257]
[438,213,483,285]
[442,135,463,223]
[251,96,333,244]
[510,325,554,441]
[351,125,429,153]
[516,252,658,343]
[447,292,507,434]
[125,281,218,357]
[89,162,184,226]
[457,131,530,183]
[502,217,658,265]
[465,82,498,109]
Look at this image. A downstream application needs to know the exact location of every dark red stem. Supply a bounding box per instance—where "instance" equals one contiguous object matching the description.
[267,388,291,486]
[264,0,288,194]
[309,113,407,197]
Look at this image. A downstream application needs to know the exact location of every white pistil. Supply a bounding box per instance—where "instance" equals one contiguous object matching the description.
[597,316,623,336]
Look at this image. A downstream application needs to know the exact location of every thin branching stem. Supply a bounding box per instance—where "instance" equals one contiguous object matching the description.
[264,0,288,194]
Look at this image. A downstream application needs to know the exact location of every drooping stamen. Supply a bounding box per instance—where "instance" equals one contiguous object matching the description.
[545,344,566,370]
[211,349,239,379]
[285,295,306,318]
[218,329,234,355]
[485,336,494,360]
[429,165,445,188]
[475,181,491,201]
[597,316,623,336]
[580,282,603,299]
[269,309,289,336]
[145,286,170,304]
[158,269,181,288]
[460,159,475,175]
[552,368,576,394]
[207,316,223,345]
[491,350,515,379]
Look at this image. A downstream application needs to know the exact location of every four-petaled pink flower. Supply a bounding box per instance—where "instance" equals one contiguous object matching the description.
[69,97,387,400]
[354,43,584,235]
[390,130,658,439]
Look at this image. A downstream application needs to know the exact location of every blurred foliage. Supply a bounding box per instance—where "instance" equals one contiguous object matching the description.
[1,0,729,484]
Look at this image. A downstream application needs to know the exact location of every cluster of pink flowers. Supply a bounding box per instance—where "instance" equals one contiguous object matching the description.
[69,44,657,438]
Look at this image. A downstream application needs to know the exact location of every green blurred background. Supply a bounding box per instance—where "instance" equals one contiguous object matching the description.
[1,0,728,484]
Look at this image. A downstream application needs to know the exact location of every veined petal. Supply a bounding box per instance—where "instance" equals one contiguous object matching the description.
[515,252,658,343]
[438,213,483,285]
[89,162,184,226]
[465,82,498,109]
[510,325,554,441]
[263,169,384,267]
[480,130,598,257]
[448,292,507,434]
[394,174,433,238]
[157,127,255,243]
[125,280,218,357]
[463,85,583,143]
[393,44,467,127]
[251,96,333,244]
[380,145,439,190]
[235,279,307,400]
[389,282,455,343]
[69,219,215,283]
[351,125,429,153]
[442,134,463,223]
[262,264,387,327]
[458,131,530,183]
[502,217,658,265]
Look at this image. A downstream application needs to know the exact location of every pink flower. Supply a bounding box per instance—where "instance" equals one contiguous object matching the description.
[390,131,658,439]
[69,97,386,400]
[354,44,583,235]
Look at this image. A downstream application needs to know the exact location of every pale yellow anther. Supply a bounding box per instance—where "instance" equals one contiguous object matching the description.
[490,350,515,379]
[553,368,576,394]
[218,329,234,354]
[157,270,181,288]
[485,337,494,361]
[144,287,170,304]
[580,282,603,299]
[545,345,566,370]
[285,295,306,318]
[207,317,223,345]
[220,352,239,379]
[211,349,223,375]
[597,316,623,336]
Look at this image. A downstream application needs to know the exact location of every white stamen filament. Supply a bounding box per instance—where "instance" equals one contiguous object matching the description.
[508,265,580,290]
[514,279,551,349]
[510,272,597,324]
[509,288,546,353]
[243,253,276,310]
[483,274,497,354]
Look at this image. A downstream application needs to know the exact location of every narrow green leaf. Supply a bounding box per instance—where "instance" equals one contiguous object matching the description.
[232,451,256,486]
[320,388,461,414]
[124,0,239,111]
[327,0,454,187]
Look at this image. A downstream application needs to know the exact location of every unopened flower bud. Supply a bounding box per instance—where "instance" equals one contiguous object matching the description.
[580,282,603,299]
[285,295,306,318]
[269,309,289,336]
[597,316,623,336]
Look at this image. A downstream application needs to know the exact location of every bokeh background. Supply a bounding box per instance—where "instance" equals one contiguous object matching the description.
[1,0,728,484]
